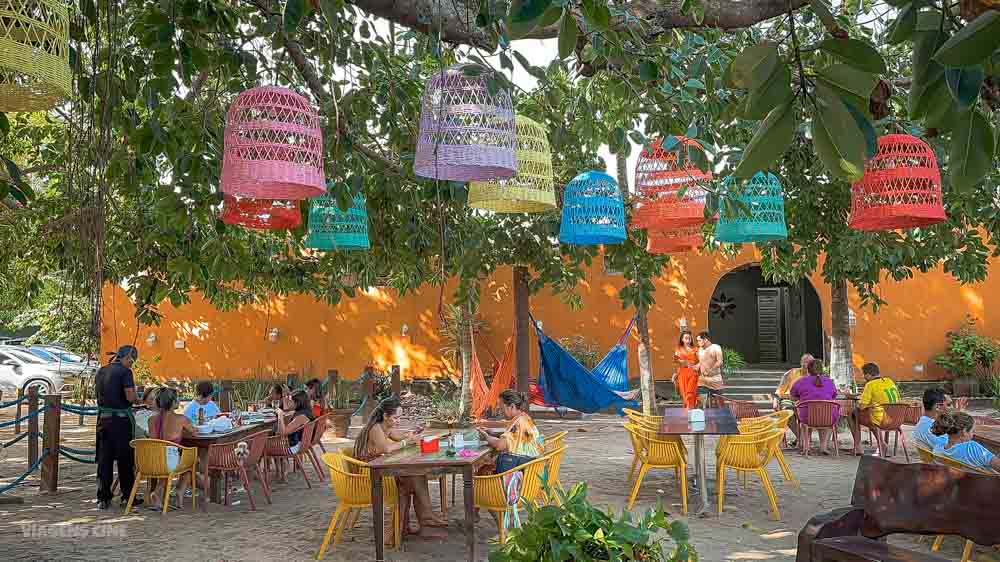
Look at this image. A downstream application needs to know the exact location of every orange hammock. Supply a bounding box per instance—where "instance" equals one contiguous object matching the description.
[470,325,516,419]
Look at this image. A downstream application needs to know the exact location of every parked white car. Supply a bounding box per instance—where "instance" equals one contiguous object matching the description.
[22,346,97,376]
[0,347,65,395]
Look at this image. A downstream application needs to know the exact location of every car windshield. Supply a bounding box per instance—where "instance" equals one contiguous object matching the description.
[49,349,84,362]
[5,350,46,364]
[27,348,60,362]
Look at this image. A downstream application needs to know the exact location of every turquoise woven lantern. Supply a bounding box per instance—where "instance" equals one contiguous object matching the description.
[305,194,370,250]
[715,172,787,244]
[559,171,626,245]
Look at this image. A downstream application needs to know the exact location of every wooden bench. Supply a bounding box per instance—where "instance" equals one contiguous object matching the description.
[797,456,999,562]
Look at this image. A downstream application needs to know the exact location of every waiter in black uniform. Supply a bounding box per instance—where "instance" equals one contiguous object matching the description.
[95,345,142,510]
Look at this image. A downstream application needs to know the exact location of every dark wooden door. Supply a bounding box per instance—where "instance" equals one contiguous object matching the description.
[757,288,784,364]
[783,283,807,364]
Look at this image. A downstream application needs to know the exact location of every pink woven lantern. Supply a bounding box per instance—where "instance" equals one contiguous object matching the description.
[633,137,713,229]
[849,134,946,231]
[220,195,301,230]
[413,64,517,181]
[220,86,325,200]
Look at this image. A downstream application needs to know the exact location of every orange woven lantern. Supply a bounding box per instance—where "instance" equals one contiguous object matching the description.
[221,195,301,230]
[646,225,703,254]
[632,137,713,229]
[849,134,946,231]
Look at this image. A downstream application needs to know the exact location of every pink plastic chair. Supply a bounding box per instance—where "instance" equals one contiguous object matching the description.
[797,400,842,457]
[312,413,329,456]
[265,420,320,488]
[207,430,271,510]
[718,396,761,420]
[859,403,911,463]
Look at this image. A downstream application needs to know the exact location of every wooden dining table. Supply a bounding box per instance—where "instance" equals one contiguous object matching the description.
[657,408,739,516]
[368,439,495,562]
[974,424,1000,455]
[180,415,280,505]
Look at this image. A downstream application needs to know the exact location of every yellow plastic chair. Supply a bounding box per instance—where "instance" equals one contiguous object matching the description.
[540,445,567,504]
[544,430,568,452]
[715,428,785,521]
[760,410,798,488]
[624,422,688,514]
[916,447,935,463]
[316,452,401,560]
[125,439,198,515]
[474,455,549,544]
[522,446,566,506]
[929,453,997,562]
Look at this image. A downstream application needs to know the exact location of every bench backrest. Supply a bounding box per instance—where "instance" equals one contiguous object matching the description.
[850,455,998,545]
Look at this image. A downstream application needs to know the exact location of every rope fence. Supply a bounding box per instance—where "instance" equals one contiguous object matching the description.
[2,430,32,450]
[0,406,48,429]
[58,449,97,464]
[0,449,49,495]
[0,395,28,409]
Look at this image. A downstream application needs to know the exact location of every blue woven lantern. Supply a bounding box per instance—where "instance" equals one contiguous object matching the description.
[559,171,626,245]
[715,172,787,244]
[305,194,370,250]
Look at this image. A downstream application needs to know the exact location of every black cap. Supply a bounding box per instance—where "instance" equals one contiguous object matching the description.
[115,345,139,361]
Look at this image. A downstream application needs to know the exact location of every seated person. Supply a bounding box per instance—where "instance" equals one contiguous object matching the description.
[931,411,1000,473]
[790,359,839,455]
[133,387,160,438]
[858,362,899,427]
[305,378,324,418]
[477,389,545,473]
[183,381,220,423]
[773,354,813,412]
[268,383,293,411]
[914,388,950,451]
[148,388,197,509]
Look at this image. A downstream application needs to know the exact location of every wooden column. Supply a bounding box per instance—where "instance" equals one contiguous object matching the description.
[391,365,401,398]
[14,387,23,434]
[636,310,655,415]
[27,387,39,467]
[218,380,234,412]
[78,380,87,426]
[362,367,376,421]
[324,369,338,412]
[514,266,531,393]
[40,394,61,493]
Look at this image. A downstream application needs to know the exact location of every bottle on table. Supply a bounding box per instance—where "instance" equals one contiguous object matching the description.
[197,407,205,425]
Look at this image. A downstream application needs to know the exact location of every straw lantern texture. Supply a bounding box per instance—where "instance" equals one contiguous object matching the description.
[0,0,71,112]
[715,172,787,243]
[220,195,301,230]
[467,115,556,213]
[559,170,626,245]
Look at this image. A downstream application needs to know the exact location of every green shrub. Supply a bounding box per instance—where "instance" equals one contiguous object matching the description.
[935,315,1000,380]
[559,335,600,370]
[489,482,696,562]
[722,348,746,375]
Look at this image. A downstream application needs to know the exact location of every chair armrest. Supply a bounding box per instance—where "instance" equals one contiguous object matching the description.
[796,507,864,562]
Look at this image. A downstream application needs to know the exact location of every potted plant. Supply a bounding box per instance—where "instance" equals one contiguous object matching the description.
[935,315,1000,397]
[722,348,746,378]
[328,378,360,437]
[490,482,695,562]
[426,390,473,429]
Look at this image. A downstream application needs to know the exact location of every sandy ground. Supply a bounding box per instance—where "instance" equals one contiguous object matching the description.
[1,405,997,562]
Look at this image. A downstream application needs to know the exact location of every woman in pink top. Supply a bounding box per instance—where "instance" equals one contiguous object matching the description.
[148,388,196,509]
[791,359,840,455]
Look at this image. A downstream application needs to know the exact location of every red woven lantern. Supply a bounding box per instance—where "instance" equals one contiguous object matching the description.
[633,137,713,229]
[221,195,301,230]
[646,225,703,254]
[849,134,946,231]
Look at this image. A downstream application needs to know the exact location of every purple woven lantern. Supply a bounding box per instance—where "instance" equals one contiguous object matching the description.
[220,86,325,200]
[413,64,517,182]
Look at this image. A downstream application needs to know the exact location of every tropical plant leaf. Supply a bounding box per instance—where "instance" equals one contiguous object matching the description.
[558,12,578,58]
[724,41,778,89]
[283,0,307,34]
[933,10,1000,68]
[817,64,879,100]
[509,0,553,23]
[950,109,994,190]
[945,65,984,109]
[811,84,866,182]
[818,38,887,74]
[745,63,792,119]
[887,3,917,44]
[734,101,797,178]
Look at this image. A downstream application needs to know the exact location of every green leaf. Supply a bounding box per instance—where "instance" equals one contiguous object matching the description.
[887,4,917,44]
[818,38,887,74]
[812,83,866,182]
[812,0,839,33]
[933,11,1000,68]
[844,102,877,160]
[0,113,8,137]
[950,109,994,190]
[283,0,307,34]
[638,60,659,82]
[745,63,792,119]
[945,66,984,108]
[816,64,878,100]
[734,101,796,178]
[724,41,778,89]
[910,74,946,120]
[512,51,546,80]
[539,6,562,27]
[510,0,552,23]
[582,0,611,31]
[319,0,341,28]
[558,13,578,59]
[925,83,961,131]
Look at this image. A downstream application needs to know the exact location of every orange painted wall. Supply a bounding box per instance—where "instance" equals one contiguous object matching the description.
[102,248,1000,383]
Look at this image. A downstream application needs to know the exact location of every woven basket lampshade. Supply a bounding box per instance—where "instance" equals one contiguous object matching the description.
[467,115,556,212]
[559,171,626,245]
[305,194,370,251]
[220,195,301,230]
[0,0,71,112]
[715,172,788,243]
[414,64,517,182]
[646,225,703,254]
[632,137,714,229]
[849,134,946,231]
[220,86,325,200]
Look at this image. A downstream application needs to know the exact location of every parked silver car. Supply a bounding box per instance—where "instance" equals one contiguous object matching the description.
[22,346,97,375]
[0,347,65,395]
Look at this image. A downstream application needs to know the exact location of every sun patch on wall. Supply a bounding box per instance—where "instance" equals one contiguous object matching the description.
[710,293,736,319]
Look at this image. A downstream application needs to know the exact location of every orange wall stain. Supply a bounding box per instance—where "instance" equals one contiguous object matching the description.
[102,248,1000,384]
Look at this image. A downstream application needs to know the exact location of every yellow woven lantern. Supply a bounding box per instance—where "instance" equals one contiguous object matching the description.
[467,115,557,213]
[0,0,71,112]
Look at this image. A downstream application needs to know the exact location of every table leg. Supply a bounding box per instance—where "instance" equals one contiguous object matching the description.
[694,434,709,515]
[373,468,385,562]
[463,466,475,562]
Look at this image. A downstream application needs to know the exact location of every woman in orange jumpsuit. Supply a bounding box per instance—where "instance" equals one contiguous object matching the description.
[673,331,700,409]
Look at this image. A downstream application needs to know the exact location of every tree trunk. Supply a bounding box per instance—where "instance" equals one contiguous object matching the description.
[514,267,531,393]
[829,279,854,388]
[458,312,473,419]
[636,311,655,415]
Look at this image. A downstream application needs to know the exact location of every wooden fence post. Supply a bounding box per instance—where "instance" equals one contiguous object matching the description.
[27,387,39,467]
[362,367,375,421]
[391,365,401,398]
[218,380,234,412]
[15,387,23,434]
[78,379,88,426]
[40,394,60,493]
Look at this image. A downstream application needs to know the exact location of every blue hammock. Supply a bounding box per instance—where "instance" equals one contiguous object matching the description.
[591,316,638,393]
[532,316,639,415]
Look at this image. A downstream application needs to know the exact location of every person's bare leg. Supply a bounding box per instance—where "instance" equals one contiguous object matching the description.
[175,476,189,510]
[411,477,447,537]
[818,429,831,455]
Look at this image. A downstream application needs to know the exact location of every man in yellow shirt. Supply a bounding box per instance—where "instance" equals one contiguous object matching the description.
[859,362,900,428]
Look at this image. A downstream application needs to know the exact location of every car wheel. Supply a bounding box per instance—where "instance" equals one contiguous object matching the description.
[22,379,54,395]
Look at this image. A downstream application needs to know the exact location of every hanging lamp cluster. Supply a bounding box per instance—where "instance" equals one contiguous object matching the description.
[715,172,788,244]
[559,171,626,245]
[0,0,71,112]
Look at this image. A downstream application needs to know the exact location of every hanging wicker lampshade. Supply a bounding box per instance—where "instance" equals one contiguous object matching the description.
[715,172,788,243]
[413,64,517,182]
[646,225,703,254]
[559,170,626,245]
[467,115,556,212]
[305,194,370,250]
[0,0,71,112]
[220,86,325,200]
[632,137,714,229]
[849,134,946,231]
[220,195,301,230]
